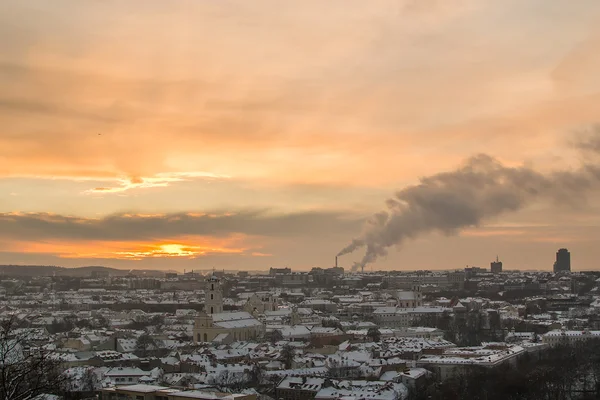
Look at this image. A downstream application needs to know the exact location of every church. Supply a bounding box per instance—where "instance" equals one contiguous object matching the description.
[193,275,264,344]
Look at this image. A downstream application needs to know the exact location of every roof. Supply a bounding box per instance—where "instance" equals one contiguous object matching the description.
[315,381,407,400]
[169,391,236,399]
[117,338,137,352]
[373,307,398,314]
[105,367,150,377]
[211,312,254,322]
[109,384,169,393]
[417,345,526,366]
[210,311,262,329]
[544,329,600,337]
[278,377,325,391]
[281,325,312,338]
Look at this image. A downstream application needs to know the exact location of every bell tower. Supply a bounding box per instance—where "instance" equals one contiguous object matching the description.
[205,274,223,314]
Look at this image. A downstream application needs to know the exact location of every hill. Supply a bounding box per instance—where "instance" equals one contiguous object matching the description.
[0,265,168,277]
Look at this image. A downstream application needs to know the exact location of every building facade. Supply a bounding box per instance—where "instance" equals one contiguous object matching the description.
[242,293,278,314]
[386,271,465,290]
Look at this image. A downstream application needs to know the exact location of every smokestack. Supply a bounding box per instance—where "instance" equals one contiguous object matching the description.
[338,129,600,269]
[335,256,338,268]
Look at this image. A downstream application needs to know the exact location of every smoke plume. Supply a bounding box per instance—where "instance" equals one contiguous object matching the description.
[350,261,363,273]
[338,134,600,269]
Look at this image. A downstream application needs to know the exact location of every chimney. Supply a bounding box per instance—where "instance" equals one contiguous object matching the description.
[335,256,338,268]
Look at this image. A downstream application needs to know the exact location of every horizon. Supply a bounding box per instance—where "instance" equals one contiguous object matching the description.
[2,1,600,270]
[0,263,572,275]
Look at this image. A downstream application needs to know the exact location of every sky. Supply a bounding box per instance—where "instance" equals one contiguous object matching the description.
[1,0,600,272]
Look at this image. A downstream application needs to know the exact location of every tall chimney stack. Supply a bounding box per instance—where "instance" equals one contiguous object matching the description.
[335,256,338,268]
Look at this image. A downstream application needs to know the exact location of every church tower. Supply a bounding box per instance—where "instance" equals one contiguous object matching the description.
[205,275,223,314]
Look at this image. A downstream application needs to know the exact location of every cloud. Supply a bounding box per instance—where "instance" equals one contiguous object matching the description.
[1,1,599,188]
[250,251,273,257]
[2,1,600,271]
[0,210,362,242]
[0,209,361,262]
[573,125,600,154]
[82,171,230,194]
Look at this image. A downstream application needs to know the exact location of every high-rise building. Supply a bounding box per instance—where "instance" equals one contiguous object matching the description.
[491,256,503,274]
[553,248,571,273]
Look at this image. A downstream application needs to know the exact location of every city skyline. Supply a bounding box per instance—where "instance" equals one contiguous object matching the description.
[2,1,600,271]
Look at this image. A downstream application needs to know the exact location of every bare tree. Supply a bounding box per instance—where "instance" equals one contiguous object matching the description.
[247,363,263,387]
[209,370,247,392]
[0,315,66,400]
[81,367,99,393]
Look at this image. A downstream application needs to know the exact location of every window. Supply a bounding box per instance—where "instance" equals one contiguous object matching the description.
[211,294,214,300]
[211,284,214,290]
[128,377,133,382]
[210,306,214,314]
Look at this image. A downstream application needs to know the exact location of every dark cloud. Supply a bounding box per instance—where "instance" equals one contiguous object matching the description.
[0,210,362,242]
[573,125,600,153]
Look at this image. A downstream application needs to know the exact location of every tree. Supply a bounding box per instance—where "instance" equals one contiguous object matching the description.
[63,367,98,394]
[0,316,66,400]
[279,344,295,369]
[422,340,600,400]
[150,314,165,327]
[95,315,109,329]
[75,319,92,330]
[81,367,99,393]
[267,329,283,344]
[209,370,246,393]
[135,334,157,357]
[322,319,343,330]
[366,327,381,342]
[247,363,263,386]
[48,318,74,334]
[266,374,282,395]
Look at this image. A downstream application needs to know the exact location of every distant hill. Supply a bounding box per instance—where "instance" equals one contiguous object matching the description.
[0,265,168,277]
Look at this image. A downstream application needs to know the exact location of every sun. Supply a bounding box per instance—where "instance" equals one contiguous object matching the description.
[158,244,188,255]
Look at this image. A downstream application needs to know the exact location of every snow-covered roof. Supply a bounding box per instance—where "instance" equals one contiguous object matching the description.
[210,312,262,329]
[105,367,150,377]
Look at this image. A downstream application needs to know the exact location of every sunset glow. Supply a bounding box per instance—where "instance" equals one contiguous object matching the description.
[2,234,258,261]
[1,1,600,270]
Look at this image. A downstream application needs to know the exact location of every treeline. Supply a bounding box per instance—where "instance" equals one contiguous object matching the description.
[412,311,503,346]
[416,340,600,400]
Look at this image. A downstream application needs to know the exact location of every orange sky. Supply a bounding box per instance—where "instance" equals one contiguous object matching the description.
[1,1,600,271]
